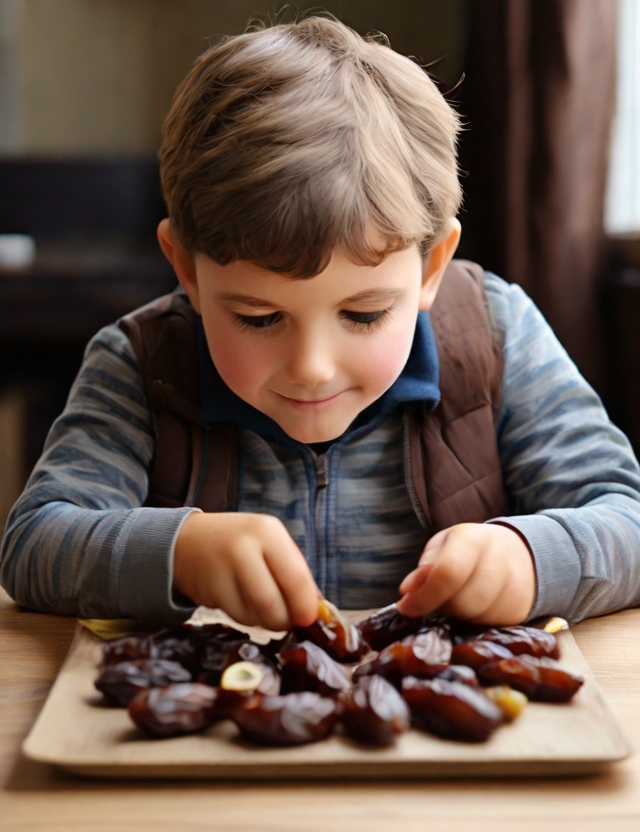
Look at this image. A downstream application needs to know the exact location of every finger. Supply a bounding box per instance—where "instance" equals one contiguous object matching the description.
[417,528,450,566]
[233,551,291,631]
[439,550,508,621]
[260,517,319,627]
[399,529,449,595]
[208,567,258,627]
[397,536,478,617]
[398,563,432,596]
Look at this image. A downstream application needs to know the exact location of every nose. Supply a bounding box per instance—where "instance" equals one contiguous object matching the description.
[284,328,335,389]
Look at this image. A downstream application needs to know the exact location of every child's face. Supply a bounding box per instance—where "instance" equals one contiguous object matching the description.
[159,221,459,444]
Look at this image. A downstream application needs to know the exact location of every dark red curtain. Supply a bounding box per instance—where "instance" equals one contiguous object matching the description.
[458,0,617,389]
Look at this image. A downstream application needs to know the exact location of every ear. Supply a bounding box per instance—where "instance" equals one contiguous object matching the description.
[418,218,462,310]
[157,218,201,314]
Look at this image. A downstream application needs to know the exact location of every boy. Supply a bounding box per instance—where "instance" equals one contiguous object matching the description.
[3,15,640,632]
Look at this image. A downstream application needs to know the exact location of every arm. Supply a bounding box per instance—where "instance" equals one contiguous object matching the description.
[484,272,640,623]
[399,272,640,625]
[0,324,318,628]
[0,325,197,623]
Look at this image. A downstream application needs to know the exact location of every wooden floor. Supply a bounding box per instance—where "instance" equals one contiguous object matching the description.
[2,586,640,831]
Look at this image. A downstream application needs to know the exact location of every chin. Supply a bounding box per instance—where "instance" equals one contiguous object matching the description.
[282,422,346,445]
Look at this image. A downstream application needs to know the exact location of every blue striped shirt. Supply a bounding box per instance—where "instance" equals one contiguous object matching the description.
[3,272,640,624]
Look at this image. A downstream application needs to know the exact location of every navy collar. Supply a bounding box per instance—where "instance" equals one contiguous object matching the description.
[197,311,440,450]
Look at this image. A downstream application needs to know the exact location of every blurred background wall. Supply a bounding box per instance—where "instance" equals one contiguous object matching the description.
[0,0,638,531]
[0,0,467,155]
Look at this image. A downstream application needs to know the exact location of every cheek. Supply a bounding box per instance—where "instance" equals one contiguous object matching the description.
[204,324,270,399]
[354,330,414,391]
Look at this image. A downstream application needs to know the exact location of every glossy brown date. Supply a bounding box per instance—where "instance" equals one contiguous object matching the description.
[340,675,410,745]
[149,629,201,673]
[357,604,452,652]
[95,658,192,706]
[278,640,351,696]
[357,603,419,651]
[479,626,560,660]
[295,599,369,663]
[477,656,584,702]
[199,639,281,694]
[402,676,504,743]
[232,691,343,745]
[450,639,515,671]
[128,682,222,737]
[436,664,480,688]
[100,636,151,667]
[354,628,452,685]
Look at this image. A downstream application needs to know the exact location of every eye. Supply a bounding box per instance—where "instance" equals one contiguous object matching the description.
[342,309,389,330]
[233,312,282,330]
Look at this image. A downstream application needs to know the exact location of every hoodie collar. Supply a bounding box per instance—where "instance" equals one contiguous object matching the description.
[197,311,440,449]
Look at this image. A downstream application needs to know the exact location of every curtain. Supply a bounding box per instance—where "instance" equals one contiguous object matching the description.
[458,0,618,389]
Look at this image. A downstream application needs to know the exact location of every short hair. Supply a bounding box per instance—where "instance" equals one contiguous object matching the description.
[159,13,461,277]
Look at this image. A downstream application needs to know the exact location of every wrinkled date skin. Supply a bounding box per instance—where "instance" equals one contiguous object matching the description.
[402,676,504,743]
[357,604,419,651]
[128,682,223,738]
[95,658,192,706]
[199,640,281,694]
[436,664,480,688]
[355,629,452,685]
[357,604,451,652]
[279,640,352,696]
[100,636,151,667]
[341,675,411,745]
[149,629,201,674]
[295,599,369,663]
[451,639,515,671]
[198,637,253,686]
[477,656,584,702]
[232,691,343,745]
[479,626,560,660]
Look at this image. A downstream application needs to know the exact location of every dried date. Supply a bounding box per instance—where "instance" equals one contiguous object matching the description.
[199,640,281,694]
[477,655,584,702]
[128,682,222,737]
[402,676,503,743]
[295,599,368,663]
[232,691,343,745]
[278,640,351,696]
[100,636,151,667]
[436,664,480,688]
[479,626,560,660]
[354,628,452,685]
[340,675,410,745]
[450,639,515,671]
[357,604,422,651]
[95,658,191,706]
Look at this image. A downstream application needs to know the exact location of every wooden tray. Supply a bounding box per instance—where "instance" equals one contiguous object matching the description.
[22,614,632,779]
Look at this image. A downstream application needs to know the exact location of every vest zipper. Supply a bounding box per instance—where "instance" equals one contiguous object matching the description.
[315,453,329,487]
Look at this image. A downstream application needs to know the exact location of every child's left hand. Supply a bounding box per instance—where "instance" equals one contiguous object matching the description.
[396,523,536,625]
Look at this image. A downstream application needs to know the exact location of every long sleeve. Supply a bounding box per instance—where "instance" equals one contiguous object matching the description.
[485,272,640,623]
[0,325,197,624]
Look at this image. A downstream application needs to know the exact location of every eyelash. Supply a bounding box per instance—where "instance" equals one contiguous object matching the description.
[232,309,391,333]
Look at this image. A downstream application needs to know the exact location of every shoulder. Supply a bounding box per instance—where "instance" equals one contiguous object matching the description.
[73,323,148,411]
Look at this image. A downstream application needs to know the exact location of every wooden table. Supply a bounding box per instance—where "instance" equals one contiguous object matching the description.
[2,586,640,832]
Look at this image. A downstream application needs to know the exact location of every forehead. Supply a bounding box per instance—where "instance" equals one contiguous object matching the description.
[194,244,423,303]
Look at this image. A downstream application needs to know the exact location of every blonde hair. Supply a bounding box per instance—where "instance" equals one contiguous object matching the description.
[159,13,461,277]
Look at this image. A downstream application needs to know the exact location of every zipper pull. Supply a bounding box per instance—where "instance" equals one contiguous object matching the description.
[315,454,328,487]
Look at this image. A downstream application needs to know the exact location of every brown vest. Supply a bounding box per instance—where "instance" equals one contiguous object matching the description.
[118,259,509,537]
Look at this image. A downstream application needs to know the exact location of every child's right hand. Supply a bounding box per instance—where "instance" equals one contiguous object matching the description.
[173,512,319,632]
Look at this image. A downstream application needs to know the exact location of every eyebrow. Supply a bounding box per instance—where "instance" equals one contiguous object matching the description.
[219,288,404,307]
[341,288,404,304]
[218,293,280,308]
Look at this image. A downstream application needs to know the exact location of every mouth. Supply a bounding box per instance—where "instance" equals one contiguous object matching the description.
[276,392,343,409]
